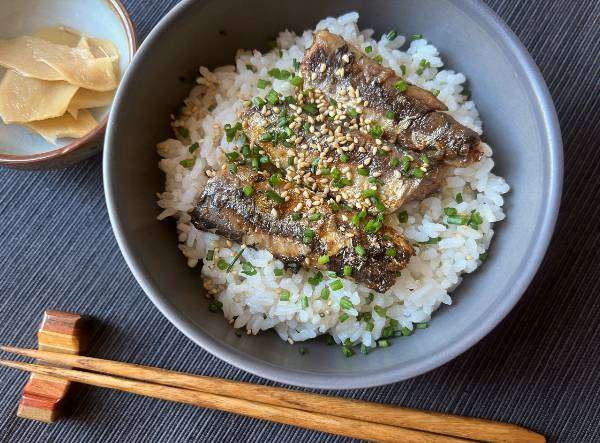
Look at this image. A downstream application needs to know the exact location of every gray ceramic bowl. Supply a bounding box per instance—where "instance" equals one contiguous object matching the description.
[104,0,562,388]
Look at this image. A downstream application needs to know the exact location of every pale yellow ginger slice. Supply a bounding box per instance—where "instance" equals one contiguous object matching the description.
[67,89,115,118]
[0,70,78,123]
[0,36,118,91]
[26,109,97,143]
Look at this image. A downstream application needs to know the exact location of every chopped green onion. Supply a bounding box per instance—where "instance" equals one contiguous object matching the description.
[468,211,483,230]
[289,76,303,87]
[340,297,353,310]
[397,210,408,223]
[224,122,242,142]
[246,63,256,72]
[329,97,338,107]
[412,168,425,178]
[400,64,407,76]
[267,68,291,80]
[208,300,223,313]
[423,237,441,244]
[303,228,315,244]
[385,247,397,257]
[394,80,407,92]
[373,55,383,63]
[242,185,254,197]
[355,245,366,256]
[176,127,189,139]
[390,157,399,168]
[363,217,383,234]
[367,293,375,304]
[411,33,423,40]
[360,344,370,355]
[266,89,279,105]
[447,215,469,225]
[325,335,335,345]
[362,189,377,198]
[179,158,195,168]
[306,271,323,287]
[416,322,429,329]
[432,89,440,97]
[302,103,318,115]
[225,151,239,162]
[241,262,257,276]
[330,279,344,291]
[317,255,330,265]
[279,290,291,301]
[259,132,272,141]
[370,124,383,139]
[370,196,386,212]
[226,249,244,272]
[341,346,354,357]
[340,153,349,163]
[291,212,302,221]
[366,321,375,332]
[339,313,349,323]
[374,305,387,318]
[385,110,395,120]
[266,189,284,204]
[455,193,464,203]
[302,296,309,308]
[401,327,413,336]
[347,107,358,118]
[205,250,214,261]
[357,166,369,176]
[320,287,330,300]
[274,268,284,276]
[378,339,391,348]
[268,173,282,187]
[217,259,228,270]
[188,142,199,153]
[228,164,237,174]
[252,96,265,108]
[309,213,322,222]
[287,156,295,166]
[444,207,458,217]
[257,79,271,89]
[386,30,398,41]
[401,155,411,172]
[365,45,373,53]
[320,167,331,175]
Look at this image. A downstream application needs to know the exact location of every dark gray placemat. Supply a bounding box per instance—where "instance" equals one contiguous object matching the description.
[0,0,598,441]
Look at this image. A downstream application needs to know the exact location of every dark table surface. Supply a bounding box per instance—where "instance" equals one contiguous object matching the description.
[1,0,599,441]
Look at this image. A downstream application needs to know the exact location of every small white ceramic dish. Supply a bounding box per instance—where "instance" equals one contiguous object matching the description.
[0,0,136,169]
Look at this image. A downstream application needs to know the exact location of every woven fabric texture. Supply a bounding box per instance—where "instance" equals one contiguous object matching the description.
[1,0,599,441]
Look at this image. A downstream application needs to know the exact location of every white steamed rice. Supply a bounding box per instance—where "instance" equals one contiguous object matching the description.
[156,12,509,347]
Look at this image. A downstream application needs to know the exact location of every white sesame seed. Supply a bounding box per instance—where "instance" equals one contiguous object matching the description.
[320,63,326,73]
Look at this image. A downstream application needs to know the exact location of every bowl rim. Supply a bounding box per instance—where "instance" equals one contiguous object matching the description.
[104,0,563,389]
[0,0,138,167]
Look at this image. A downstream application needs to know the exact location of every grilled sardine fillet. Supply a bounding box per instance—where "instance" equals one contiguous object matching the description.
[191,167,414,292]
[302,30,482,166]
[242,105,442,213]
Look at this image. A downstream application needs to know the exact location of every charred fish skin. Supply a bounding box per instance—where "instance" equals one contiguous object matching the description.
[191,167,413,292]
[242,102,442,214]
[301,30,481,165]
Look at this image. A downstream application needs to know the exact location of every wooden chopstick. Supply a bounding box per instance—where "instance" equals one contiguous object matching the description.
[0,359,467,443]
[1,346,545,442]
